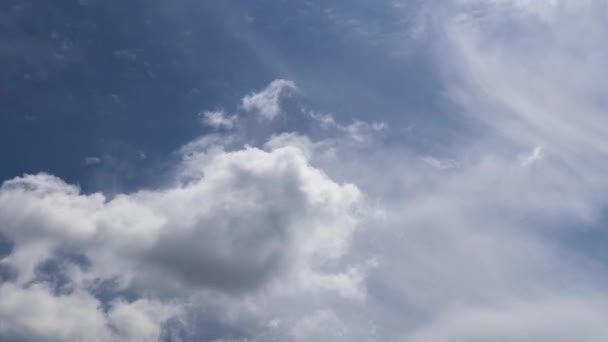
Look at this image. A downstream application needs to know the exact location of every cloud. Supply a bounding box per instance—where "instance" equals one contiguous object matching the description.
[290,309,348,342]
[242,79,297,120]
[434,0,608,221]
[0,283,174,342]
[309,111,338,129]
[309,111,386,142]
[0,284,109,342]
[199,110,237,130]
[0,129,363,340]
[4,2,608,340]
[0,143,361,291]
[403,295,608,342]
[84,156,102,166]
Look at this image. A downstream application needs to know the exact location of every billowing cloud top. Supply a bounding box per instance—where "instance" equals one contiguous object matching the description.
[0,141,363,340]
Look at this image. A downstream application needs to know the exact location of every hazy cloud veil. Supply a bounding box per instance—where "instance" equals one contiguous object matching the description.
[1,0,608,341]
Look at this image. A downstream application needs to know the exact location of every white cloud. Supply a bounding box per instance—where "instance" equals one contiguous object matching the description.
[242,79,297,120]
[0,132,363,340]
[108,299,179,342]
[0,144,362,291]
[435,0,608,221]
[264,132,315,159]
[519,146,543,167]
[309,111,338,129]
[199,110,237,130]
[0,283,174,342]
[342,120,386,142]
[403,296,608,342]
[0,284,109,342]
[343,1,608,340]
[309,111,386,142]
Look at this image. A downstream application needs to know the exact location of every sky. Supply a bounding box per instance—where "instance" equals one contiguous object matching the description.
[1,0,608,341]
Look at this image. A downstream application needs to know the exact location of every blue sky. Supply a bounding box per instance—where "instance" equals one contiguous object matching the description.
[1,0,457,192]
[2,0,608,341]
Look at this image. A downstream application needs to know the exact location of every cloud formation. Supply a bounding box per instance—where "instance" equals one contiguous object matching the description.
[3,1,608,340]
[242,79,297,120]
[0,124,363,340]
[199,110,237,130]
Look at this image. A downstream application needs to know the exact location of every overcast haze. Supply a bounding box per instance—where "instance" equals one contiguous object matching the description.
[2,1,608,341]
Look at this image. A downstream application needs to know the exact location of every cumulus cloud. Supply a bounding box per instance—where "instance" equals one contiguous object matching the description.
[242,79,297,120]
[0,283,174,342]
[0,130,363,340]
[1,144,363,291]
[0,284,109,342]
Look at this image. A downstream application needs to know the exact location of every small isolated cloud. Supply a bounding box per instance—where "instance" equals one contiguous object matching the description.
[242,79,297,120]
[83,156,101,166]
[343,120,386,142]
[199,110,237,130]
[309,111,338,129]
[310,111,386,142]
[0,281,176,342]
[422,156,460,170]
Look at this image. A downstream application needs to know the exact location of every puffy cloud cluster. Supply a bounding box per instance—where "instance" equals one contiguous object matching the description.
[0,135,363,340]
[309,111,386,142]
[0,283,175,342]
